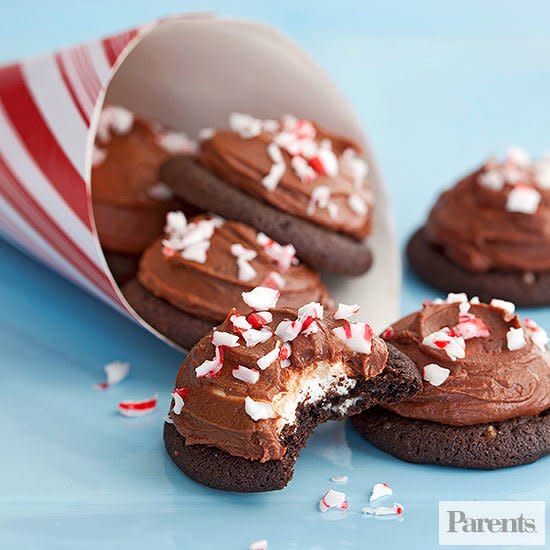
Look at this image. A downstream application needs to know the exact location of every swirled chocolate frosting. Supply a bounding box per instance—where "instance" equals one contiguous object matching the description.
[425,148,550,273]
[197,114,373,240]
[383,294,550,426]
[138,212,330,322]
[169,295,386,462]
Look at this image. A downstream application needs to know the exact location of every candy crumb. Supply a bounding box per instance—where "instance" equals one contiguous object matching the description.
[330,475,349,484]
[249,540,268,550]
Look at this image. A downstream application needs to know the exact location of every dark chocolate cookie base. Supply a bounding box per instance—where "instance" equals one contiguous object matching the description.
[122,279,213,349]
[407,227,550,306]
[164,344,422,492]
[160,156,373,276]
[352,406,550,470]
[104,251,140,286]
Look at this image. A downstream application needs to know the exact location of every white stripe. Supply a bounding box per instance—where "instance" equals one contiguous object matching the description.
[59,49,94,116]
[22,55,89,178]
[87,41,113,85]
[0,104,103,269]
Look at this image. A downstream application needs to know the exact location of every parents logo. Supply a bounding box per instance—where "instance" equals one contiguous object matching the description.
[439,501,545,546]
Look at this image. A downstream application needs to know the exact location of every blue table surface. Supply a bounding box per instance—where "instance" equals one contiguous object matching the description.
[1,2,549,549]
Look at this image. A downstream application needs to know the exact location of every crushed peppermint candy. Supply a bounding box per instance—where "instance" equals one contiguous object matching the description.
[275,319,304,342]
[319,490,348,512]
[195,349,223,378]
[307,185,331,216]
[96,105,134,142]
[334,303,360,320]
[230,314,252,333]
[446,292,468,303]
[381,326,394,339]
[261,271,286,289]
[506,327,526,351]
[257,342,281,370]
[422,328,465,361]
[249,540,268,550]
[370,482,393,502]
[362,503,404,517]
[242,286,280,311]
[231,243,257,282]
[332,322,373,354]
[348,194,368,216]
[118,394,158,417]
[171,387,189,415]
[155,131,196,154]
[256,233,297,272]
[244,396,275,421]
[212,330,240,348]
[506,185,541,214]
[242,328,273,347]
[452,312,490,340]
[423,363,451,386]
[262,143,286,191]
[490,298,515,317]
[279,342,292,368]
[330,475,348,484]
[232,365,260,385]
[524,318,549,351]
[97,360,130,389]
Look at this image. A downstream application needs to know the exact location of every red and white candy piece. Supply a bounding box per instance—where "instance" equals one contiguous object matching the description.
[362,503,404,516]
[242,328,273,347]
[506,327,526,351]
[155,131,195,154]
[341,148,368,188]
[307,185,331,216]
[478,169,505,191]
[261,271,286,290]
[422,363,451,386]
[334,303,360,321]
[257,233,297,272]
[297,301,324,320]
[171,387,189,415]
[524,318,549,351]
[490,298,516,318]
[244,396,275,421]
[452,313,490,340]
[275,319,303,342]
[231,244,258,282]
[97,105,134,142]
[229,113,263,139]
[330,475,348,484]
[506,184,541,214]
[369,482,393,503]
[446,292,468,304]
[309,148,338,177]
[422,328,465,361]
[319,490,348,512]
[332,322,373,354]
[118,394,158,417]
[257,342,281,370]
[381,326,394,339]
[195,354,223,378]
[212,330,240,348]
[242,287,280,311]
[279,342,292,368]
[247,311,273,329]
[232,365,260,385]
[97,361,130,389]
[249,540,268,550]
[348,194,368,216]
[230,314,252,333]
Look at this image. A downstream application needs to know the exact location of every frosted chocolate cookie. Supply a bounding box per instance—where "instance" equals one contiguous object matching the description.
[164,290,422,491]
[161,114,374,276]
[353,293,550,469]
[124,211,332,349]
[408,148,550,305]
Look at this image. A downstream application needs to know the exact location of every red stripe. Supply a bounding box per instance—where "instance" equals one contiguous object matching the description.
[119,396,157,411]
[101,29,139,67]
[54,53,90,125]
[70,49,96,110]
[0,156,119,302]
[1,63,92,229]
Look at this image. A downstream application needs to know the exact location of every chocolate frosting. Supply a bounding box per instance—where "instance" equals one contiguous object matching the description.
[138,216,330,322]
[425,167,550,273]
[171,309,388,462]
[198,119,373,240]
[384,301,550,426]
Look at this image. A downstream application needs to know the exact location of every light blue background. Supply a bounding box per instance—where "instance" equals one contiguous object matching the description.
[1,2,549,549]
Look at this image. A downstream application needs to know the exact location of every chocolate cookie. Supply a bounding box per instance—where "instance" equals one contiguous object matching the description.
[408,149,550,306]
[352,407,550,470]
[165,344,421,492]
[407,227,550,306]
[104,251,140,286]
[123,279,213,349]
[161,155,372,276]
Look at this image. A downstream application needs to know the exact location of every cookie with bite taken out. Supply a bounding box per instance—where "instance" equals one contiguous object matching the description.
[160,114,374,276]
[352,293,550,469]
[164,288,422,491]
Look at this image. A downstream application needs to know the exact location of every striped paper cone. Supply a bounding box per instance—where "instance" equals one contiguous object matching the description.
[0,14,400,346]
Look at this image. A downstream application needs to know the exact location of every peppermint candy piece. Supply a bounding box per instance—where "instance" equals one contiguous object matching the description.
[319,490,348,512]
[348,194,368,216]
[257,233,297,272]
[309,149,338,177]
[242,287,280,311]
[244,396,275,421]
[249,540,268,550]
[307,185,331,215]
[230,314,252,333]
[232,365,260,385]
[171,387,189,415]
[507,146,530,167]
[341,148,368,188]
[257,342,281,370]
[362,503,404,516]
[118,394,158,417]
[422,328,465,361]
[291,155,316,183]
[261,271,286,290]
[156,131,195,154]
[97,105,134,142]
[229,113,263,139]
[507,327,526,351]
[330,475,348,484]
[97,361,130,389]
[370,482,393,503]
[231,243,258,282]
[242,328,273,347]
[262,160,286,191]
[524,318,549,351]
[332,322,373,354]
[165,211,188,235]
[148,182,174,201]
[181,240,210,263]
[212,331,240,348]
[334,303,360,320]
[478,169,505,191]
[452,313,490,340]
[198,127,215,141]
[490,298,516,317]
[275,319,303,342]
[506,185,541,214]
[423,363,451,386]
[446,292,468,303]
[297,301,323,320]
[279,342,292,368]
[195,354,223,378]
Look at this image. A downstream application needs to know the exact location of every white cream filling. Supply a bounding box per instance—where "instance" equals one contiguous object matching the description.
[272,360,357,431]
